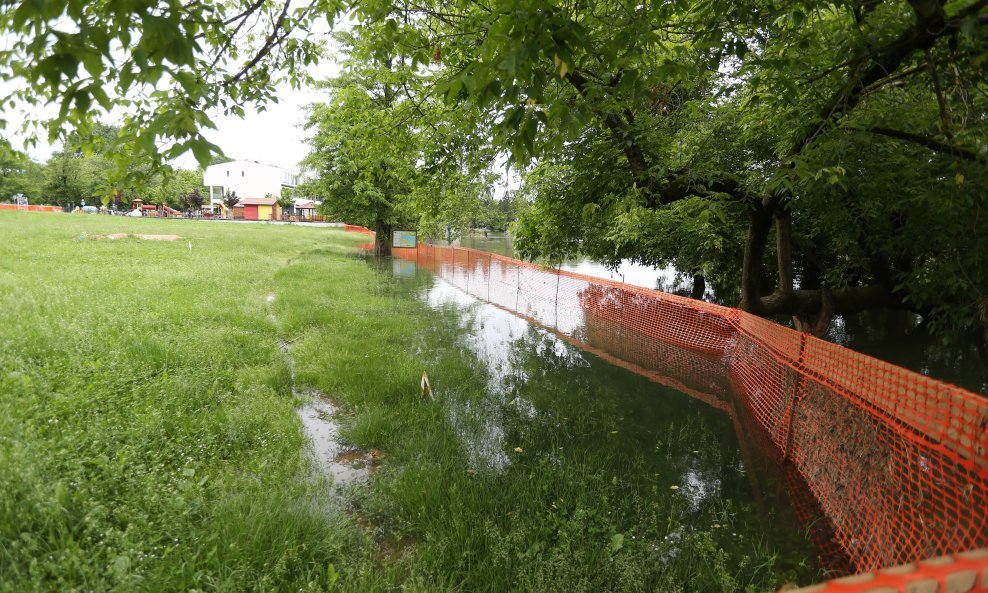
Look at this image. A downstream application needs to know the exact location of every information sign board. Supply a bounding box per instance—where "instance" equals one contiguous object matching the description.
[392,230,417,248]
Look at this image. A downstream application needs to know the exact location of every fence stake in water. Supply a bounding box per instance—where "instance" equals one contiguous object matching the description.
[782,332,810,461]
[554,265,561,328]
[420,371,434,401]
[515,265,521,312]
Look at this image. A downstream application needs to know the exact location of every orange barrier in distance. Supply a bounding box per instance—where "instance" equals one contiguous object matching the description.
[0,204,63,212]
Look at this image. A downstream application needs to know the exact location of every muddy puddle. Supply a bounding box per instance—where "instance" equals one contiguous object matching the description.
[296,399,374,493]
[268,292,373,494]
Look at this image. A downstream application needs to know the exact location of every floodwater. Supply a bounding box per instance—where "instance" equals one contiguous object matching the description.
[374,254,832,584]
[297,399,372,492]
[456,233,689,293]
[453,234,988,394]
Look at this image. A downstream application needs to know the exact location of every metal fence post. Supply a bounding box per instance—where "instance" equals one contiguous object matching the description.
[783,333,809,461]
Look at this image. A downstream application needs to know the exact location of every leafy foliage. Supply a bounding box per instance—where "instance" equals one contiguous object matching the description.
[182,188,205,211]
[341,0,988,340]
[222,190,241,211]
[0,0,335,190]
[303,30,504,251]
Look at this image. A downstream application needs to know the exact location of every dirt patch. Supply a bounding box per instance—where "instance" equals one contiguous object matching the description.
[94,233,182,241]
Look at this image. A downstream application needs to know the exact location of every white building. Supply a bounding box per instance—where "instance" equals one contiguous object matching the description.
[203,160,300,205]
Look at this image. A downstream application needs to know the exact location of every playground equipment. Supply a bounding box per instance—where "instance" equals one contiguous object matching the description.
[161,204,181,217]
[129,199,184,218]
[344,224,988,593]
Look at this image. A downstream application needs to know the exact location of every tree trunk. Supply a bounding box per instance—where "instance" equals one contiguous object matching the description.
[775,208,794,294]
[740,197,777,314]
[690,274,706,300]
[374,219,392,257]
[761,284,892,318]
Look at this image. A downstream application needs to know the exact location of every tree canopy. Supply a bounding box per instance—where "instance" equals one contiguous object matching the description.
[302,29,503,254]
[336,0,988,339]
[0,0,330,175]
[2,0,987,340]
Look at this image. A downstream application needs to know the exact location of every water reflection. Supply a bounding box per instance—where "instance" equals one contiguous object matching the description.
[454,233,987,394]
[368,243,985,576]
[453,233,704,296]
[386,254,828,580]
[296,399,371,492]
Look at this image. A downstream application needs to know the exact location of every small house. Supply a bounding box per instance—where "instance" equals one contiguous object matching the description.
[238,196,280,221]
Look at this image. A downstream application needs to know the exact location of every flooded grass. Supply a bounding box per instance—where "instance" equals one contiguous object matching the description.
[1,211,825,591]
[276,249,828,591]
[0,212,386,592]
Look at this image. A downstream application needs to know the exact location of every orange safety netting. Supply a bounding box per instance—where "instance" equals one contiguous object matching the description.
[344,226,988,579]
[0,204,63,212]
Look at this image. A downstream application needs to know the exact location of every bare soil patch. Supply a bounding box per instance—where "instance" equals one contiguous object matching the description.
[94,233,182,241]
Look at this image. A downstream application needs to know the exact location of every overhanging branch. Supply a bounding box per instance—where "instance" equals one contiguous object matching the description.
[846,126,986,162]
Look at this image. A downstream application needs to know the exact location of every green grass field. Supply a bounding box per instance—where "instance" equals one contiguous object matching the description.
[0,213,383,592]
[0,211,811,592]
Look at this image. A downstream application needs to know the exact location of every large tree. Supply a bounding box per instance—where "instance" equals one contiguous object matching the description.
[0,153,44,203]
[302,39,419,255]
[303,30,499,254]
[341,0,988,340]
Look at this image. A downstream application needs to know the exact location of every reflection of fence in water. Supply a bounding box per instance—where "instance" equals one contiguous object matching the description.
[357,231,988,577]
[409,243,847,569]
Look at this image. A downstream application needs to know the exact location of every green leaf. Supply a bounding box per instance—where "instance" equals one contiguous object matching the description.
[610,533,624,551]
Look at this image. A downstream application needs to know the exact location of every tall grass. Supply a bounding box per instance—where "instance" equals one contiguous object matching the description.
[0,213,380,592]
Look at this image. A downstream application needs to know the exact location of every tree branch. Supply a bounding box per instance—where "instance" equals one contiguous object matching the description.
[925,48,951,136]
[845,125,986,162]
[224,0,295,88]
[208,0,269,69]
[791,0,988,156]
[564,68,654,200]
[759,283,903,318]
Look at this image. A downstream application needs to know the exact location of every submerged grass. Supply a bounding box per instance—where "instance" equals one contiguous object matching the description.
[276,249,822,592]
[1,211,817,592]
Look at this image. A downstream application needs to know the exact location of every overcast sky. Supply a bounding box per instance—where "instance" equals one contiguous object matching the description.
[8,18,343,173]
[175,25,344,172]
[20,77,336,173]
[174,60,341,172]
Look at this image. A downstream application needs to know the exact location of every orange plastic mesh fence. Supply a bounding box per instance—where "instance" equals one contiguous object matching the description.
[0,204,63,212]
[344,227,988,577]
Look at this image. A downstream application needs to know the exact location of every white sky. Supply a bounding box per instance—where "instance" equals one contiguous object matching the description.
[21,73,337,173]
[9,16,344,173]
[173,58,341,171]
